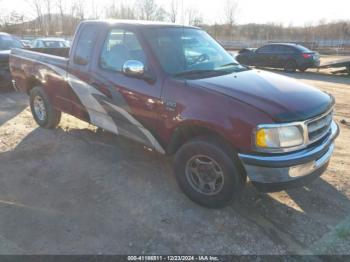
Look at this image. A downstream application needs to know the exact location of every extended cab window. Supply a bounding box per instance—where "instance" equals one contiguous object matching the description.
[100,29,147,72]
[74,26,98,65]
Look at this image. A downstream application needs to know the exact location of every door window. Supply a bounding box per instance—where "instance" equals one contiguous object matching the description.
[73,25,98,65]
[257,45,272,53]
[100,29,147,72]
[274,45,295,54]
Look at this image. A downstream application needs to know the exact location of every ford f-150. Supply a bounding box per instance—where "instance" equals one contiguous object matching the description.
[9,20,339,208]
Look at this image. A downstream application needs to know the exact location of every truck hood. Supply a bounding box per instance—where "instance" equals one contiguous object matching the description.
[188,69,333,122]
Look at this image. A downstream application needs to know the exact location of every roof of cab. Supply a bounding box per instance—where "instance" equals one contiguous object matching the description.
[267,42,311,48]
[80,19,199,29]
[268,43,300,47]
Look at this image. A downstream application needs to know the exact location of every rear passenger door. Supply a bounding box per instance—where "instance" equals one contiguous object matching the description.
[271,45,294,67]
[88,27,165,153]
[254,45,273,66]
[269,45,283,67]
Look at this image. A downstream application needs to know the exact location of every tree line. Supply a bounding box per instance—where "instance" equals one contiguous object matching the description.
[0,0,349,45]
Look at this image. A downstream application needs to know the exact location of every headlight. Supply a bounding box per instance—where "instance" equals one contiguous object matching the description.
[255,124,304,151]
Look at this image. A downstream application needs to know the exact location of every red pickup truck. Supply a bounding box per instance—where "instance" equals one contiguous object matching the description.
[10,20,339,208]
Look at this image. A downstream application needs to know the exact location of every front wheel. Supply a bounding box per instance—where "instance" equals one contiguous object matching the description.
[174,137,245,208]
[284,60,297,73]
[29,86,61,129]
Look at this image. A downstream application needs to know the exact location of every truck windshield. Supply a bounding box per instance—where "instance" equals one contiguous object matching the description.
[144,28,245,76]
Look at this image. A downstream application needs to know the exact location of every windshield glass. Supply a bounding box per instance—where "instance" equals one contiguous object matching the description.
[0,35,22,50]
[143,28,245,76]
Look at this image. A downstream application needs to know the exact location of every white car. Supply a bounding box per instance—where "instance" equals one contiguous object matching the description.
[31,38,70,48]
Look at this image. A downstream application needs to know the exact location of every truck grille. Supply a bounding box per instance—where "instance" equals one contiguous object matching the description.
[307,111,333,143]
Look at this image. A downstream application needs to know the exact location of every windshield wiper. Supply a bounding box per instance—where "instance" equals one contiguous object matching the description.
[218,62,240,68]
[174,69,218,77]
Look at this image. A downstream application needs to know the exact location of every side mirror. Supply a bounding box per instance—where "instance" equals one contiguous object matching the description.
[122,60,156,83]
[122,60,145,77]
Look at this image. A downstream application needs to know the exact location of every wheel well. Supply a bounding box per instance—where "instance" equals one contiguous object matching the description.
[167,124,247,181]
[26,77,41,94]
[286,59,296,64]
[167,125,234,155]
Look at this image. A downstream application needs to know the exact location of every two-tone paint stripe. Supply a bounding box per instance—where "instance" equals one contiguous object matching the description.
[11,50,165,154]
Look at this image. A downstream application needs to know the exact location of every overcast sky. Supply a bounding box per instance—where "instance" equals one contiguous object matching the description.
[1,0,349,26]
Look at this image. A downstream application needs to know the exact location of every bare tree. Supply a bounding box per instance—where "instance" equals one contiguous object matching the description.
[0,11,26,35]
[169,0,179,23]
[155,7,167,21]
[224,0,238,41]
[137,0,156,20]
[137,0,166,21]
[186,8,203,26]
[44,0,52,35]
[56,0,66,33]
[224,0,238,26]
[71,0,85,20]
[27,0,44,34]
[106,3,136,20]
[90,0,104,19]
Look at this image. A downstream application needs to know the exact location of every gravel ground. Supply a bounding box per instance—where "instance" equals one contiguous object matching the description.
[0,67,349,255]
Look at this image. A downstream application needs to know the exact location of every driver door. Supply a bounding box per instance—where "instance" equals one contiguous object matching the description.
[89,28,164,152]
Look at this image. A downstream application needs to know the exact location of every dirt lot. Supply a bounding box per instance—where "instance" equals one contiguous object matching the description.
[0,65,349,255]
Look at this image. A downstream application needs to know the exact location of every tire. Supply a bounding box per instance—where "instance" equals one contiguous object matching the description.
[298,66,308,72]
[284,60,297,73]
[29,86,61,129]
[174,136,245,208]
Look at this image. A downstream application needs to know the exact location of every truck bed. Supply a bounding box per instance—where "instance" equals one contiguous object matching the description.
[25,47,70,58]
[10,48,69,93]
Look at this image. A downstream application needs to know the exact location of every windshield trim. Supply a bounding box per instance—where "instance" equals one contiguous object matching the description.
[174,66,249,79]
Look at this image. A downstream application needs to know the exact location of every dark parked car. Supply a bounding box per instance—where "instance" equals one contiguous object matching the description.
[10,21,338,207]
[236,43,320,72]
[0,32,22,88]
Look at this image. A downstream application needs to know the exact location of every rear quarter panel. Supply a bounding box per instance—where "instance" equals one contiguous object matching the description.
[10,48,71,113]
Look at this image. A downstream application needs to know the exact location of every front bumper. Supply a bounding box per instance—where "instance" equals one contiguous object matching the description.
[238,121,340,192]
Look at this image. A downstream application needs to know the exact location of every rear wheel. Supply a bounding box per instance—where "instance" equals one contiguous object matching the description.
[284,60,297,73]
[29,86,61,129]
[298,66,308,72]
[174,136,245,208]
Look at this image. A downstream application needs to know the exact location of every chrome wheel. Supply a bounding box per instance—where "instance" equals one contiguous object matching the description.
[185,155,225,195]
[33,95,47,121]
